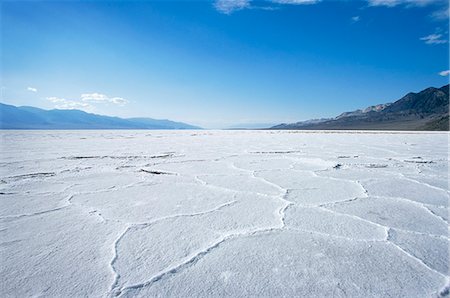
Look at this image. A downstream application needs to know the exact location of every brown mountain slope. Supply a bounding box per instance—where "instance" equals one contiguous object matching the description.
[271,85,449,131]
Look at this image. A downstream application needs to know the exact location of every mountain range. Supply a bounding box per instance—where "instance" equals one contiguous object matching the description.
[271,84,449,131]
[1,85,448,131]
[0,103,201,130]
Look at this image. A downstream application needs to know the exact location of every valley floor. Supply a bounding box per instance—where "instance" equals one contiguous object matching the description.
[1,130,449,297]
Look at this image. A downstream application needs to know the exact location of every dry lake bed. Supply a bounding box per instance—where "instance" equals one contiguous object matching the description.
[1,130,449,297]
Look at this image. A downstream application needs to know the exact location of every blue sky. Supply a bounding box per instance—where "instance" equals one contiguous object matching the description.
[1,0,449,128]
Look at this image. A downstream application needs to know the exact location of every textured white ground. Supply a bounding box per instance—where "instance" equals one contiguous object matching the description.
[0,130,449,297]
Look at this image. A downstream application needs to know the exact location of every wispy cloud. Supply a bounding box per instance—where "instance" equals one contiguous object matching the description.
[439,70,450,76]
[420,33,447,44]
[110,97,128,105]
[367,0,448,23]
[46,97,93,110]
[81,93,128,105]
[351,16,361,22]
[46,92,127,111]
[27,87,37,93]
[214,0,319,14]
[214,0,250,14]
[271,0,319,4]
[431,6,449,20]
[367,0,399,6]
[214,0,443,15]
[368,0,441,7]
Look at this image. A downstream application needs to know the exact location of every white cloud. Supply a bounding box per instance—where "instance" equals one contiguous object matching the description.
[110,97,128,105]
[271,0,319,4]
[368,0,399,6]
[214,0,319,14]
[81,92,128,105]
[420,33,447,44]
[27,87,37,93]
[431,7,449,20]
[81,93,109,102]
[46,97,92,110]
[46,96,66,103]
[46,92,127,111]
[439,70,450,76]
[214,0,447,16]
[368,0,441,7]
[214,0,250,14]
[351,16,361,22]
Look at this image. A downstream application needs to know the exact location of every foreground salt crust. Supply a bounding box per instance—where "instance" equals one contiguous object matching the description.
[0,130,449,297]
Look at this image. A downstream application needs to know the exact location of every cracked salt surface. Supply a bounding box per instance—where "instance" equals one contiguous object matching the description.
[0,130,449,297]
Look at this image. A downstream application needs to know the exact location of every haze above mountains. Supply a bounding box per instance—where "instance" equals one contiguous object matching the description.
[1,84,448,130]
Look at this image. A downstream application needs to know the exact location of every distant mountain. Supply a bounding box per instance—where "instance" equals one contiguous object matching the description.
[0,103,201,129]
[126,118,200,130]
[271,84,449,131]
[226,123,280,129]
[335,103,392,119]
[274,118,332,129]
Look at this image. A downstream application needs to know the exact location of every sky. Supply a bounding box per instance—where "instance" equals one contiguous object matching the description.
[1,0,449,128]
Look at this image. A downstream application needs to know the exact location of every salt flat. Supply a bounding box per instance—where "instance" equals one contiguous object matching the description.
[0,130,449,297]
